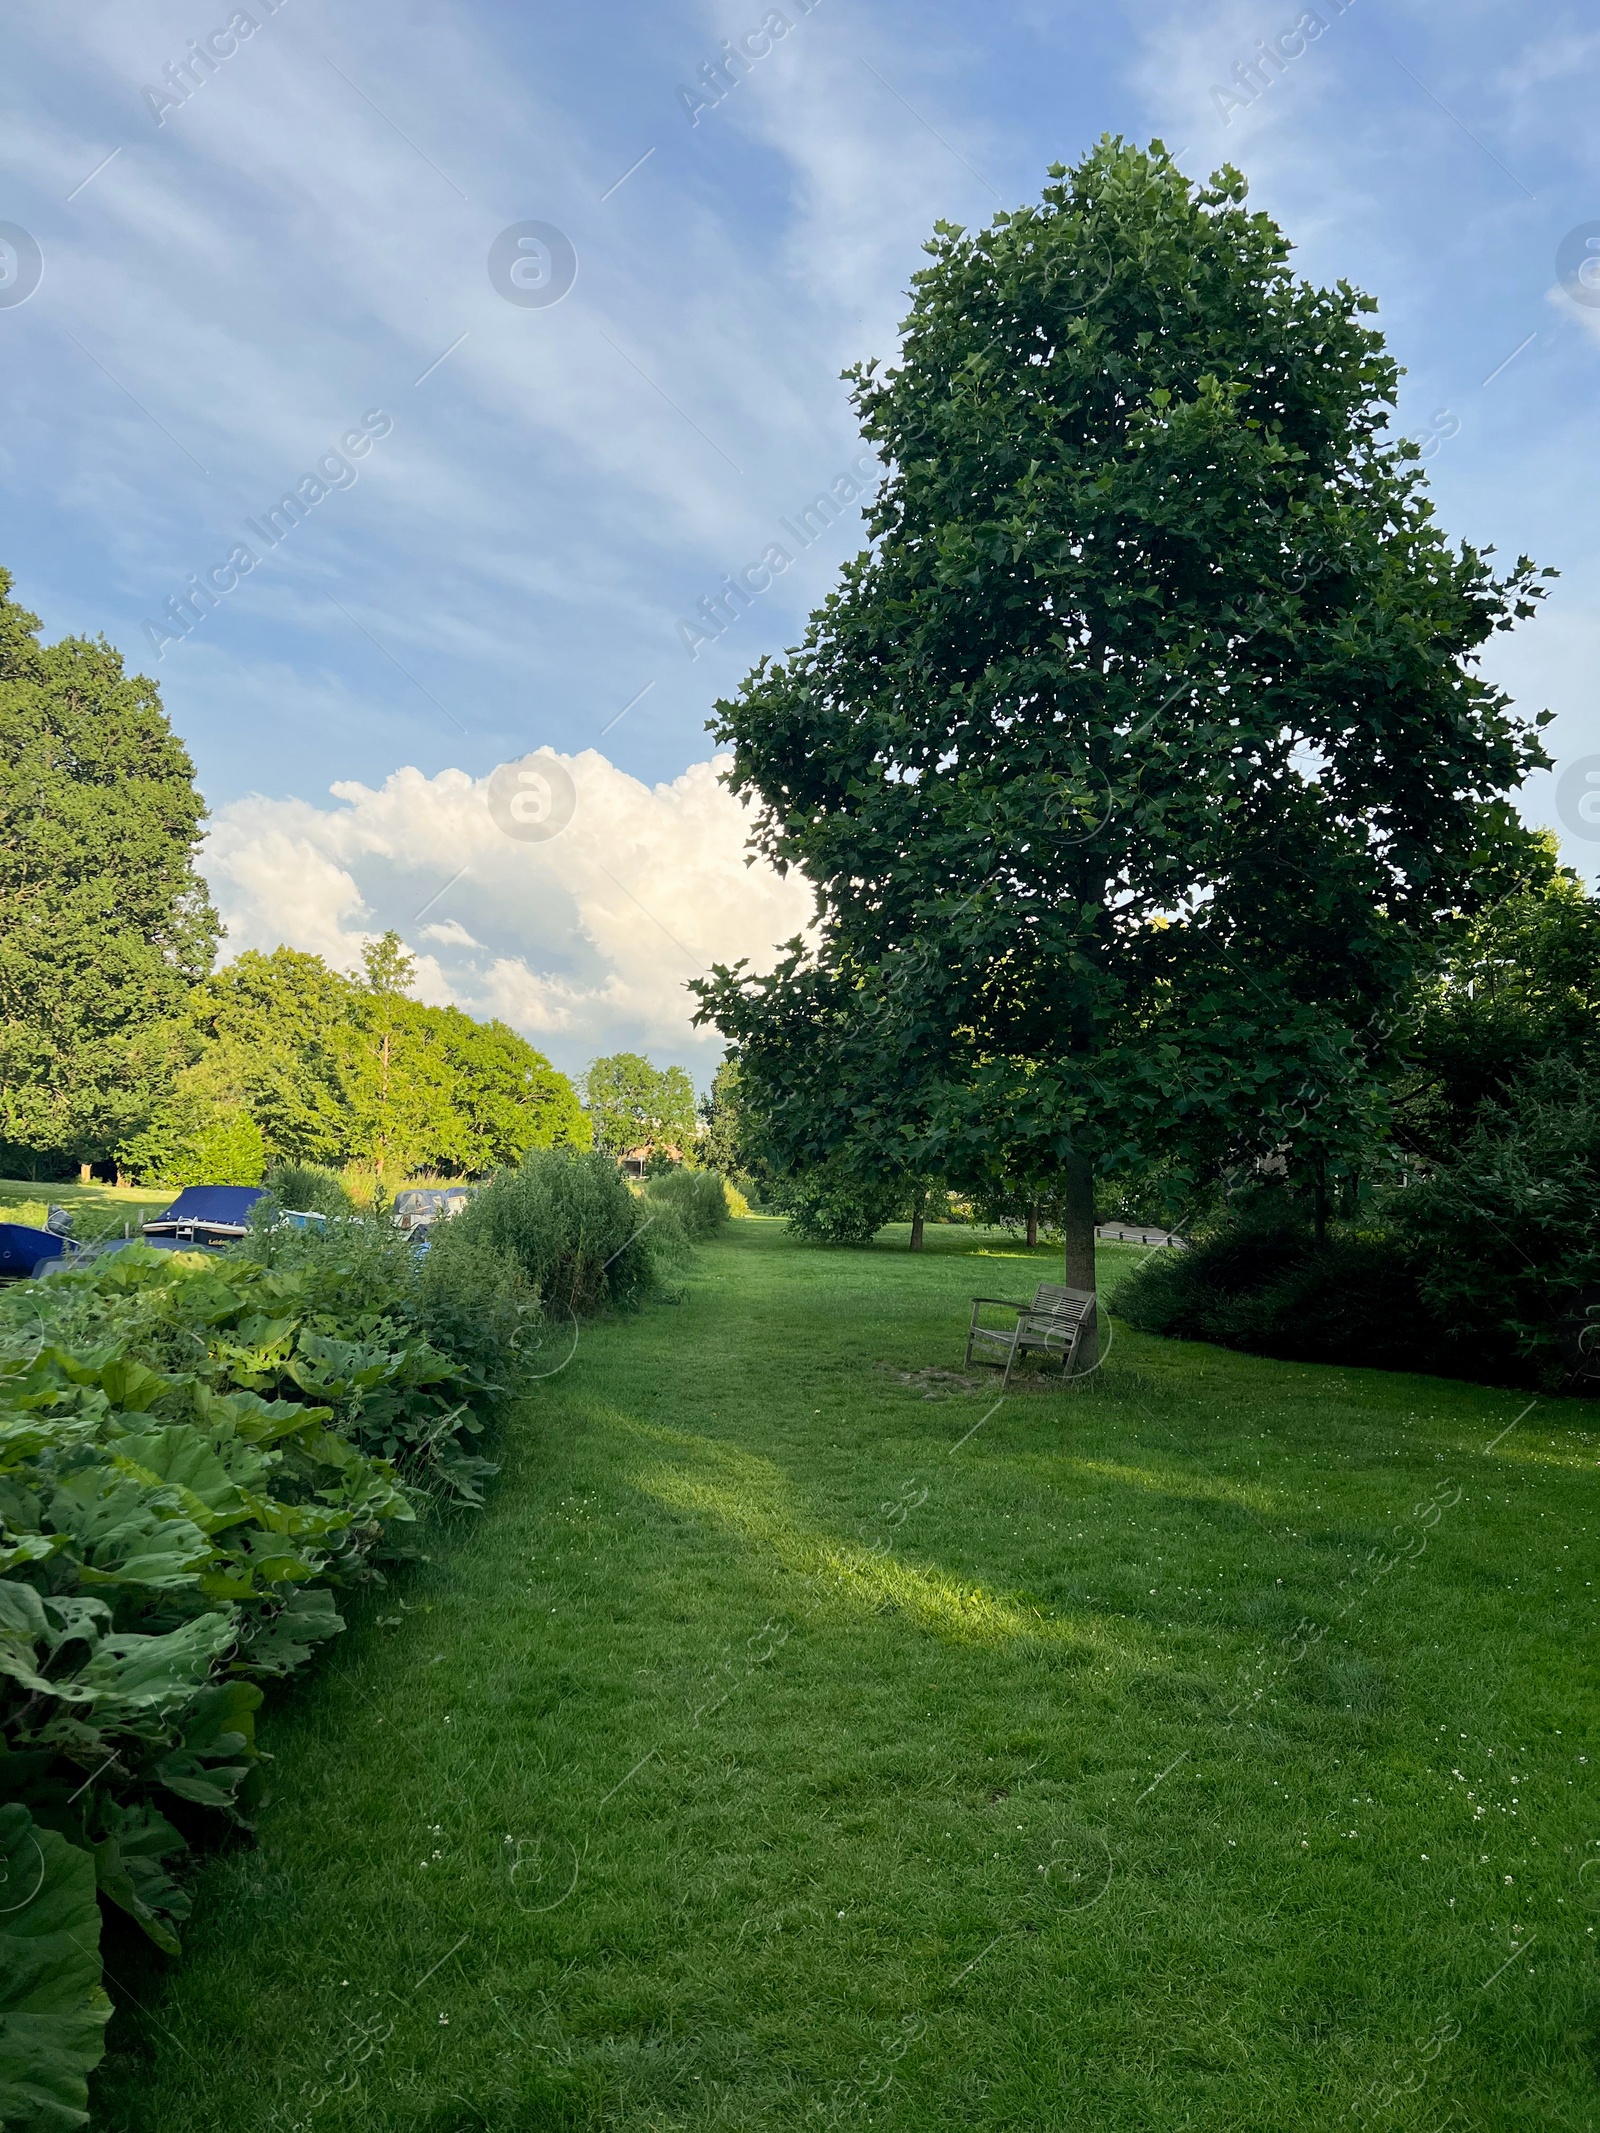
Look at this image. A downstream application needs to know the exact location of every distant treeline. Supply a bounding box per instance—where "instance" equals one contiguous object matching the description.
[121,933,588,1187]
[0,569,597,1187]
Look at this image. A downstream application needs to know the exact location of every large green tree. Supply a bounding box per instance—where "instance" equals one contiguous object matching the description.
[191,947,356,1163]
[694,140,1550,1303]
[0,575,217,1170]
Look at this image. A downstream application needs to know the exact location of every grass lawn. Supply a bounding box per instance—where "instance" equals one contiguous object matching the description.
[94,1221,1597,2131]
[0,1174,171,1236]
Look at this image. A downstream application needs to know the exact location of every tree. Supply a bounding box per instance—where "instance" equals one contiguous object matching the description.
[1389,1054,1600,1387]
[969,1172,1073,1249]
[406,1007,590,1171]
[584,1052,699,1161]
[0,574,217,1171]
[184,947,356,1164]
[343,931,457,1180]
[698,1058,748,1178]
[121,936,588,1184]
[697,1056,777,1203]
[767,1149,905,1245]
[117,1038,267,1187]
[1397,838,1600,1166]
[693,140,1550,1315]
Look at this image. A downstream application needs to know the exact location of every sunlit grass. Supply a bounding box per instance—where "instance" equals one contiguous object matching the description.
[0,1172,172,1243]
[93,1222,1598,2131]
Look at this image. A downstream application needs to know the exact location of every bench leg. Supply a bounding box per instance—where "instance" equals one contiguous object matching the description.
[1061,1311,1093,1384]
[1000,1327,1022,1393]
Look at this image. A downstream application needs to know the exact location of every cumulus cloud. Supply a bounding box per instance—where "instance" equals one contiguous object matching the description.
[202,749,814,1082]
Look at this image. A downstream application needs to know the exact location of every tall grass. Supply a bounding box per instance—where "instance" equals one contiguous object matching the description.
[643,1166,733,1240]
[434,1146,668,1317]
[261,1161,356,1217]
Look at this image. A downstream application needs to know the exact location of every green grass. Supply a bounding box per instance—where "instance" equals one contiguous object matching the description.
[94,1221,1597,2131]
[0,1174,171,1238]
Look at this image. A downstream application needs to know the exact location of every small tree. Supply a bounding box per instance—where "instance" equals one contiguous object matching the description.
[694,140,1550,1313]
[345,930,434,1180]
[769,1152,904,1247]
[698,1058,751,1179]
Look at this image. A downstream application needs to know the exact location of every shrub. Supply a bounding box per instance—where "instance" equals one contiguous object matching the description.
[416,1210,540,1384]
[1115,1189,1439,1374]
[261,1160,355,1217]
[1387,1056,1600,1388]
[446,1147,661,1314]
[644,1166,731,1240]
[1117,1104,1600,1395]
[769,1159,903,1246]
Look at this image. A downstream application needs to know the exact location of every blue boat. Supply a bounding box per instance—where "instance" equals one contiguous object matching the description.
[0,1222,70,1280]
[141,1185,265,1250]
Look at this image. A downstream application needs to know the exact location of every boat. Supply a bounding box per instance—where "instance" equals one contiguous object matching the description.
[141,1184,266,1250]
[391,1185,476,1247]
[0,1221,73,1281]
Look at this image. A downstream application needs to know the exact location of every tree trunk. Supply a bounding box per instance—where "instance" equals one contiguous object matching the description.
[78,1163,91,1185]
[909,1189,925,1251]
[1062,1151,1097,1375]
[1313,1160,1328,1250]
[1026,1201,1039,1249]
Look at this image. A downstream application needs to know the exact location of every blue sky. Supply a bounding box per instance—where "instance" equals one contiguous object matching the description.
[4,0,1599,1078]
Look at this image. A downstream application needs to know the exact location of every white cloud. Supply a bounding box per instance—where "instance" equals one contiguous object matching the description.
[202,748,814,1081]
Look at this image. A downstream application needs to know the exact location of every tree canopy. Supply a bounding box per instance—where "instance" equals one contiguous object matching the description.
[1397,835,1600,1166]
[584,1052,699,1161]
[693,139,1551,1285]
[0,573,218,1169]
[121,935,589,1185]
[0,568,593,1188]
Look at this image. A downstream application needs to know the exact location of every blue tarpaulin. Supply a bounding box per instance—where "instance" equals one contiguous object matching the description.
[143,1186,265,1243]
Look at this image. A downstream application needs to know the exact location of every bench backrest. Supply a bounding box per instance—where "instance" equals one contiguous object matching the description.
[1030,1282,1095,1317]
[1018,1283,1096,1347]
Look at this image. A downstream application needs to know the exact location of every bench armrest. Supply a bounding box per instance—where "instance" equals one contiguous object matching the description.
[969,1297,1030,1310]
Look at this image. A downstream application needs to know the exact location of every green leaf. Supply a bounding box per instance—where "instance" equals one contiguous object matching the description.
[110,1424,267,1534]
[0,1806,111,2131]
[0,1585,63,1703]
[154,1680,262,1814]
[65,1611,236,1722]
[97,1359,183,1416]
[191,1385,333,1445]
[238,1589,343,1675]
[47,1469,211,1591]
[90,1801,189,1957]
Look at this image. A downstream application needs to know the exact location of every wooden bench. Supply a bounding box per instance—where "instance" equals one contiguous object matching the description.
[965,1282,1097,1390]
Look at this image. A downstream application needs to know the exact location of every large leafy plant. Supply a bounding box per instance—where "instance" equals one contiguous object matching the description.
[0,1228,510,2124]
